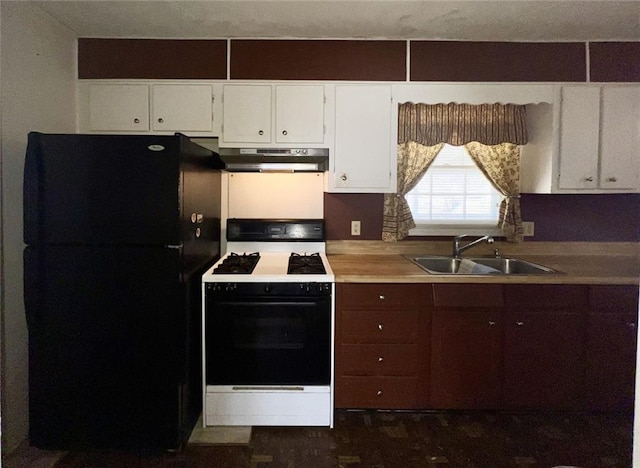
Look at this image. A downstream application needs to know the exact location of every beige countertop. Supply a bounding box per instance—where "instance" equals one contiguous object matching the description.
[326,241,640,285]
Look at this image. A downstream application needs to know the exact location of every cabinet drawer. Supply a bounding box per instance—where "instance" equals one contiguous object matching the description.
[339,283,431,310]
[339,344,419,376]
[433,284,503,308]
[341,309,419,342]
[504,285,588,308]
[588,285,639,313]
[335,376,423,409]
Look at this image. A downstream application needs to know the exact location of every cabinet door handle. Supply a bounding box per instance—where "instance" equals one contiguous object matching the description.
[376,390,383,396]
[585,176,594,182]
[134,118,140,124]
[282,130,288,136]
[608,177,618,182]
[488,321,496,326]
[378,324,384,331]
[379,295,385,300]
[378,356,384,362]
[516,321,524,326]
[628,322,636,329]
[258,130,264,135]
[157,118,164,123]
[340,174,348,181]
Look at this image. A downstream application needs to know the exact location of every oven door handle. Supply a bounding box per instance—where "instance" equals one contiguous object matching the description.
[232,386,305,392]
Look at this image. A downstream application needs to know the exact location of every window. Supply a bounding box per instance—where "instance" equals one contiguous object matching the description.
[406,144,503,236]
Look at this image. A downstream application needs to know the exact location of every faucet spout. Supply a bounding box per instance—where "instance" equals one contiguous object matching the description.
[453,234,495,258]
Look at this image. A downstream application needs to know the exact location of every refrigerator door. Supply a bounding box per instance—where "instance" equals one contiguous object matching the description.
[24,133,182,246]
[24,245,200,451]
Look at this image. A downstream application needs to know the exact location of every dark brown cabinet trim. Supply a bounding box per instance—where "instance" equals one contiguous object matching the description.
[410,41,586,82]
[78,39,227,79]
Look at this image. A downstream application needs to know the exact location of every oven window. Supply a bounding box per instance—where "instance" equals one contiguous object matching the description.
[205,296,331,386]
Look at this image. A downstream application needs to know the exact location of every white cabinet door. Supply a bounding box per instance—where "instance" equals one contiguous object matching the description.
[275,85,325,144]
[558,86,600,190]
[222,85,272,144]
[89,84,149,132]
[333,85,394,192]
[152,84,213,132]
[600,87,640,190]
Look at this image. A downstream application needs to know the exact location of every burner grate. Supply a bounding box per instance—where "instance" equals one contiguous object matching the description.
[287,252,326,275]
[213,252,260,274]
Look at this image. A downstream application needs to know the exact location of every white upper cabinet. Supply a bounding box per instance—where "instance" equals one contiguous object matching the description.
[89,84,150,132]
[221,84,325,146]
[85,83,215,134]
[275,85,325,144]
[222,84,272,144]
[558,85,639,191]
[331,85,395,193]
[151,84,213,132]
[558,87,601,189]
[599,87,640,190]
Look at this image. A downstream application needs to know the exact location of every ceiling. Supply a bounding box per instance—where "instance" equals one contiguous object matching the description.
[30,0,640,42]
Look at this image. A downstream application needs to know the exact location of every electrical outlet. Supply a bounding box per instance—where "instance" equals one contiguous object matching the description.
[351,220,361,236]
[522,221,535,237]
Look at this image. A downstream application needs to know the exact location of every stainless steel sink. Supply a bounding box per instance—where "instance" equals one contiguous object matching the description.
[406,256,559,275]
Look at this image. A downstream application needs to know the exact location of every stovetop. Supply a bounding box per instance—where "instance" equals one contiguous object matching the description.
[202,219,334,283]
[203,251,334,283]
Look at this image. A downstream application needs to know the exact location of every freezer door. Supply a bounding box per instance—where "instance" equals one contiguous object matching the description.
[24,245,200,451]
[24,133,182,246]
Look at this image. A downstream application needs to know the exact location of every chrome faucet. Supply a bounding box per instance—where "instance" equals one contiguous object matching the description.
[453,234,495,258]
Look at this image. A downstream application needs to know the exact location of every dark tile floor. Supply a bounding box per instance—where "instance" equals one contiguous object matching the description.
[11,410,636,467]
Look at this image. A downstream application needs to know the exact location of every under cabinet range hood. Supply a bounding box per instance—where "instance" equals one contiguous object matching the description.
[189,138,328,172]
[218,147,329,172]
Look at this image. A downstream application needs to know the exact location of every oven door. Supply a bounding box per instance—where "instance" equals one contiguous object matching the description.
[205,289,331,386]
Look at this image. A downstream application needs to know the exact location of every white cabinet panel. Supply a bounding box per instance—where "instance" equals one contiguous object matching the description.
[558,86,601,189]
[89,84,149,132]
[222,85,272,144]
[558,85,639,192]
[221,84,325,146]
[275,85,325,143]
[152,84,213,132]
[332,85,394,192]
[600,87,640,190]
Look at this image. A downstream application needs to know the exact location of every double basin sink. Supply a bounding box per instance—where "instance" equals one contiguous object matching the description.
[406,255,559,275]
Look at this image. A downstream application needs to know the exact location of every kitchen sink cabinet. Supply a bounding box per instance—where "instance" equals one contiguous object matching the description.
[558,85,639,192]
[585,285,639,411]
[86,83,215,133]
[335,283,431,409]
[221,84,325,146]
[330,85,396,193]
[503,285,587,410]
[430,284,503,409]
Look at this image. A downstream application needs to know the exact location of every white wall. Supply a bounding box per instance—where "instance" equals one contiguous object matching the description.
[0,2,77,453]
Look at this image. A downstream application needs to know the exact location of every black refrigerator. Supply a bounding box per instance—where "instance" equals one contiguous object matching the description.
[23,132,222,452]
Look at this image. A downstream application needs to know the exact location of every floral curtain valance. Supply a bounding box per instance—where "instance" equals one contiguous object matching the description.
[397,102,528,146]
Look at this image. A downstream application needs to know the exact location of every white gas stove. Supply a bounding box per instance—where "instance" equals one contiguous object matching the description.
[201,219,335,428]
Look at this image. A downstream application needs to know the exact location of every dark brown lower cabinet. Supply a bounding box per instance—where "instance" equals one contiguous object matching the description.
[585,285,638,411]
[334,281,638,412]
[335,283,431,409]
[503,285,587,410]
[430,284,503,409]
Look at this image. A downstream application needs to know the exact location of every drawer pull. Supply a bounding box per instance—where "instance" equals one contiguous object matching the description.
[379,295,385,300]
[378,356,384,362]
[628,322,636,329]
[378,324,384,331]
[488,321,496,326]
[516,321,524,326]
[376,390,383,396]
